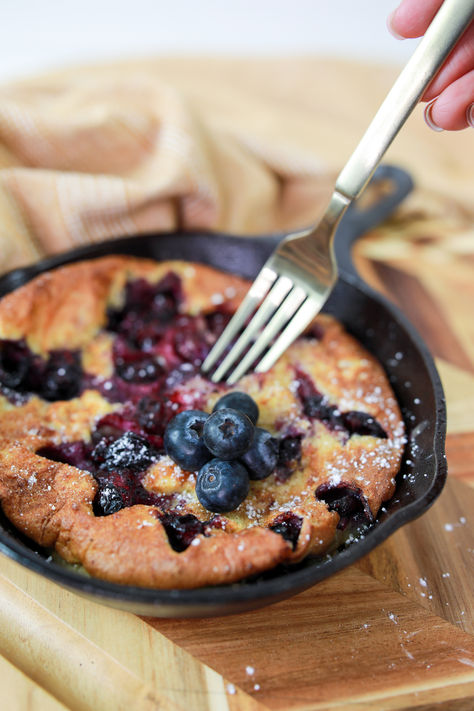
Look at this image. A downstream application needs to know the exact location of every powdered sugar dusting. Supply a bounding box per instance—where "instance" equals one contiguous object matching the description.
[137,520,154,529]
[27,472,37,488]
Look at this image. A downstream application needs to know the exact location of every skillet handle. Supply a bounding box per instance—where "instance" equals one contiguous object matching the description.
[334,164,413,278]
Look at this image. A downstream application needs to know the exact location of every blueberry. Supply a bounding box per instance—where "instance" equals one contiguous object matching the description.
[163,363,199,391]
[137,397,163,434]
[196,459,250,513]
[102,432,155,471]
[302,394,344,430]
[93,412,142,442]
[212,391,259,425]
[164,409,212,470]
[205,310,232,338]
[278,435,302,465]
[172,316,210,364]
[342,411,387,439]
[38,441,93,471]
[203,408,254,460]
[275,435,302,483]
[40,350,82,401]
[315,482,373,529]
[269,513,303,549]
[90,437,110,465]
[94,483,125,516]
[160,512,206,552]
[295,371,344,431]
[0,339,31,389]
[241,428,279,480]
[115,356,162,384]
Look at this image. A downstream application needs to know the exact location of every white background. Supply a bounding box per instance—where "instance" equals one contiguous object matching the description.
[1,0,420,83]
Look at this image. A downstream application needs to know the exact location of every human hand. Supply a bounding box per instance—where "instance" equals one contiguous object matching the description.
[388,0,474,130]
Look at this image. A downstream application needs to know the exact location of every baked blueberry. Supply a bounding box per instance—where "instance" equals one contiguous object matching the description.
[203,408,254,460]
[164,409,212,470]
[205,310,232,338]
[302,393,344,430]
[342,411,387,438]
[40,350,82,401]
[295,370,344,430]
[90,437,110,465]
[315,482,373,529]
[37,441,93,471]
[160,512,207,552]
[278,435,302,464]
[115,355,162,384]
[241,427,279,480]
[0,339,31,389]
[137,397,164,433]
[163,363,199,391]
[275,434,302,482]
[106,274,182,344]
[94,484,125,516]
[93,411,143,442]
[196,459,250,513]
[172,316,210,364]
[102,432,155,472]
[212,391,259,425]
[269,512,303,549]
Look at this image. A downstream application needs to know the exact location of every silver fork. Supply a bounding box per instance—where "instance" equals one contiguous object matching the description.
[203,0,474,385]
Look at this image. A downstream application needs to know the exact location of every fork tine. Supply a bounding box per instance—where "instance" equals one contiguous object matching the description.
[255,296,322,374]
[226,285,307,385]
[201,266,277,373]
[210,275,293,382]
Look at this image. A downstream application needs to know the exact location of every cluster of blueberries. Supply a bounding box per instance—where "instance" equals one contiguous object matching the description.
[0,339,82,402]
[164,392,278,513]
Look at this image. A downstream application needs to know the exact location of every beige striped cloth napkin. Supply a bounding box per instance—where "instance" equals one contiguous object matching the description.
[0,59,334,275]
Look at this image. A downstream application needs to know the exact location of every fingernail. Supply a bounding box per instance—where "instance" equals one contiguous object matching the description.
[424,100,444,132]
[387,10,405,40]
[467,103,474,129]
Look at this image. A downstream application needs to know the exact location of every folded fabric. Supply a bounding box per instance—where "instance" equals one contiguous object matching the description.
[0,60,334,274]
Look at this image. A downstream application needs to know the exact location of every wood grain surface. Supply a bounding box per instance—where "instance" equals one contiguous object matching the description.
[0,57,473,711]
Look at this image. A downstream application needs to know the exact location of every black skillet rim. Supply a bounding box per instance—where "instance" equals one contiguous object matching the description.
[0,231,447,613]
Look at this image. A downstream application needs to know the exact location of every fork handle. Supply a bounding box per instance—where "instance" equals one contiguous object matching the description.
[335,0,474,201]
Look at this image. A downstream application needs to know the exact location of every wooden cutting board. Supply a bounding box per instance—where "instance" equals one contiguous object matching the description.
[1,57,473,711]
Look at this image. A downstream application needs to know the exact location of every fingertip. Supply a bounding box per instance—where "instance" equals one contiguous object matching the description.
[466,103,474,129]
[424,96,474,132]
[387,9,406,40]
[424,100,444,132]
[388,0,443,39]
[426,71,474,130]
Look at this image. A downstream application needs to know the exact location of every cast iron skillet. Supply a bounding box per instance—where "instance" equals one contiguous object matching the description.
[0,165,447,617]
